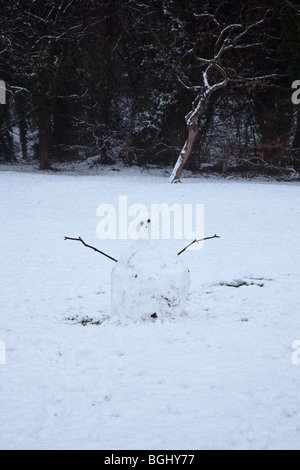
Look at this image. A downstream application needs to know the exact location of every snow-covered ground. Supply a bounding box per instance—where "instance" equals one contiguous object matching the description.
[1,167,300,450]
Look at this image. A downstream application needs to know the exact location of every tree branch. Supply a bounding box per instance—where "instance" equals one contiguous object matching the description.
[177,235,220,256]
[64,236,118,262]
[141,6,194,90]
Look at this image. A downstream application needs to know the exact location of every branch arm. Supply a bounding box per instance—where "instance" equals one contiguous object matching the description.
[177,235,220,256]
[64,236,118,262]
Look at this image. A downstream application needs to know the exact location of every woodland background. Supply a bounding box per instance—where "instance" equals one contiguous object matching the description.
[0,0,299,178]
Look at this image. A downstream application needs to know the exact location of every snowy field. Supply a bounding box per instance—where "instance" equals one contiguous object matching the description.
[1,166,300,450]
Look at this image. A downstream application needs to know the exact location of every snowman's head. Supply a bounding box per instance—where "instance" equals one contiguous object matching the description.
[138,217,151,236]
[128,213,151,240]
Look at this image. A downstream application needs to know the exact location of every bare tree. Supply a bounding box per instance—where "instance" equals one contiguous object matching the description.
[141,2,284,182]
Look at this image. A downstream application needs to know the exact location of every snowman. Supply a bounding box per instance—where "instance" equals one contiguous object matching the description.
[110,217,190,321]
[65,222,219,321]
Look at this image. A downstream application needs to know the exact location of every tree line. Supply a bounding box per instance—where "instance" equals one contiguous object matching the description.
[0,0,299,180]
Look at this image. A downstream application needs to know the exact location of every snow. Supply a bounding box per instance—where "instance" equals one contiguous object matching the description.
[1,167,300,450]
[111,238,190,321]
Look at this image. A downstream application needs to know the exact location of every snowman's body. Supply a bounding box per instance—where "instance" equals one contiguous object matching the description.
[111,238,190,321]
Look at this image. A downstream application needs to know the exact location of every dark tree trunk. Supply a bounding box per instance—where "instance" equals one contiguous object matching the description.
[38,105,50,170]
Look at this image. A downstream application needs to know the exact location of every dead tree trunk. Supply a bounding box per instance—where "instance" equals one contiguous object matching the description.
[170,123,199,183]
[169,64,228,183]
[166,15,272,183]
[142,5,276,183]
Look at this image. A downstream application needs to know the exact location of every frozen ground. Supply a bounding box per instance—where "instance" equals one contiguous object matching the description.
[1,167,300,450]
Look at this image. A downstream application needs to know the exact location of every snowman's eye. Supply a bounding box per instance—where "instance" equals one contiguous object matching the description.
[147,219,151,223]
[140,221,144,226]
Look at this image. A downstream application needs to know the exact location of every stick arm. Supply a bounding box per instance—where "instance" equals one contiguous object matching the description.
[64,236,118,262]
